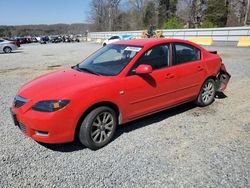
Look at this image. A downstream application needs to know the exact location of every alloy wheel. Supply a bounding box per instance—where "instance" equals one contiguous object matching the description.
[201,81,215,104]
[91,112,114,143]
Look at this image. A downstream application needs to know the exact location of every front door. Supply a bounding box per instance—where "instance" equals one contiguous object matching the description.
[122,44,179,120]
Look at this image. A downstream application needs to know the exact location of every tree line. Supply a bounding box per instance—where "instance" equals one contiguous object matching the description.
[0,24,93,38]
[89,0,250,31]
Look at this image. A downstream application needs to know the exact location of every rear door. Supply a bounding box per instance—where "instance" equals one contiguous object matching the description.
[171,42,206,101]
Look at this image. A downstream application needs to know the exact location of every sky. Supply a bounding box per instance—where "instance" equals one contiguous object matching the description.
[0,0,91,25]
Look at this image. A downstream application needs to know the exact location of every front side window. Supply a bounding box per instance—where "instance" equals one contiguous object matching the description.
[173,43,201,65]
[76,44,142,76]
[129,44,170,74]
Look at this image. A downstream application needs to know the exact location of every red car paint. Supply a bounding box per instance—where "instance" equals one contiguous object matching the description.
[11,39,230,144]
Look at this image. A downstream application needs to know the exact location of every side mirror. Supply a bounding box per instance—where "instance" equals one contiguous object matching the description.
[135,64,152,74]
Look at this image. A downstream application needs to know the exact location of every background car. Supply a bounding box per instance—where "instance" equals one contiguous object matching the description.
[50,36,63,43]
[0,39,20,53]
[11,39,230,150]
[15,37,32,44]
[102,34,135,46]
[40,36,50,44]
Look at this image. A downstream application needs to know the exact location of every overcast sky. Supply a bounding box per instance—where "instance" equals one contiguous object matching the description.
[0,0,91,25]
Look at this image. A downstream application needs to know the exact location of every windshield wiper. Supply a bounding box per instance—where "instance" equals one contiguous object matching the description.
[74,64,100,76]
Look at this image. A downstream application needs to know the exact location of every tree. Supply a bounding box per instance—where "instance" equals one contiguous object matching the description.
[144,1,157,27]
[163,17,183,29]
[158,0,177,28]
[127,0,150,29]
[176,0,206,28]
[204,0,228,27]
[226,0,250,26]
[89,0,122,31]
[190,0,207,28]
[245,0,250,25]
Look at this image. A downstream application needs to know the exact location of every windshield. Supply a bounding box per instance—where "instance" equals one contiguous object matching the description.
[76,44,142,76]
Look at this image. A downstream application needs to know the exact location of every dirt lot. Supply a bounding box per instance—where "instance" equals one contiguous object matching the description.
[0,42,249,187]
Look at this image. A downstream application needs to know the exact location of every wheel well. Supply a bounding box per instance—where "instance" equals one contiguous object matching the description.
[3,46,12,50]
[74,102,120,140]
[203,76,219,90]
[205,76,216,81]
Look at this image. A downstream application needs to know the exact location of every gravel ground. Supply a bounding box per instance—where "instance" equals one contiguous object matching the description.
[0,42,249,187]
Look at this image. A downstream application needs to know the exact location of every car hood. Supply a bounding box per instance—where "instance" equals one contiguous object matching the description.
[18,69,111,100]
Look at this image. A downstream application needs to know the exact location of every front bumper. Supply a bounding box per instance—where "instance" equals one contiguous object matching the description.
[10,104,77,144]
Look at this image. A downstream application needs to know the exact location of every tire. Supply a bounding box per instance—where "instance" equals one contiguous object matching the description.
[103,43,106,47]
[3,46,12,53]
[78,106,117,150]
[195,78,216,107]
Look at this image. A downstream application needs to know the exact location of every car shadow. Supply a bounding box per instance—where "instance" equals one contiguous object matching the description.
[114,102,196,138]
[0,51,24,54]
[38,140,86,152]
[38,102,196,152]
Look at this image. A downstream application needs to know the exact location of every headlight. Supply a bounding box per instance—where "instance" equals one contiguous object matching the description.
[32,100,70,112]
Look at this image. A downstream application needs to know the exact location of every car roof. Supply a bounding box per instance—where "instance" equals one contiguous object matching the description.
[115,38,201,48]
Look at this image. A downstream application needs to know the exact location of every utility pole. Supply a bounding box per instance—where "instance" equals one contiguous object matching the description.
[244,0,250,25]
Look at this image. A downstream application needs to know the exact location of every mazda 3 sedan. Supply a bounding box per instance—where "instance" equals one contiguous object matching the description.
[11,39,230,150]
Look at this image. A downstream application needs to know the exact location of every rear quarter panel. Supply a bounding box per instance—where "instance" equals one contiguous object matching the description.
[202,50,221,78]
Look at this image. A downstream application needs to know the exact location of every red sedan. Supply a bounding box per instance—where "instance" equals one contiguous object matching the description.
[11,39,230,150]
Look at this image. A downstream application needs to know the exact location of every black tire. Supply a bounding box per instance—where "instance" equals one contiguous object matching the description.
[3,46,12,53]
[195,78,216,107]
[103,43,106,47]
[78,106,117,150]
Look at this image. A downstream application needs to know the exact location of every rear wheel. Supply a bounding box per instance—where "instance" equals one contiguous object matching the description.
[3,46,12,53]
[78,106,117,150]
[195,79,216,107]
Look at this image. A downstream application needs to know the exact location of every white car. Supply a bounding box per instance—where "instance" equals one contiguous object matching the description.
[0,39,20,53]
[102,35,135,46]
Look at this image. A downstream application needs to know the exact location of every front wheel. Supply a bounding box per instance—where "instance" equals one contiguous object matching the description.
[78,106,117,150]
[195,79,216,107]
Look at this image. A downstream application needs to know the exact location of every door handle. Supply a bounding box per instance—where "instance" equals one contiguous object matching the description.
[166,73,175,79]
[197,66,204,71]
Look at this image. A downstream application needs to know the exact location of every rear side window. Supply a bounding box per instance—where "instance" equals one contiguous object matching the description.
[173,43,201,65]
